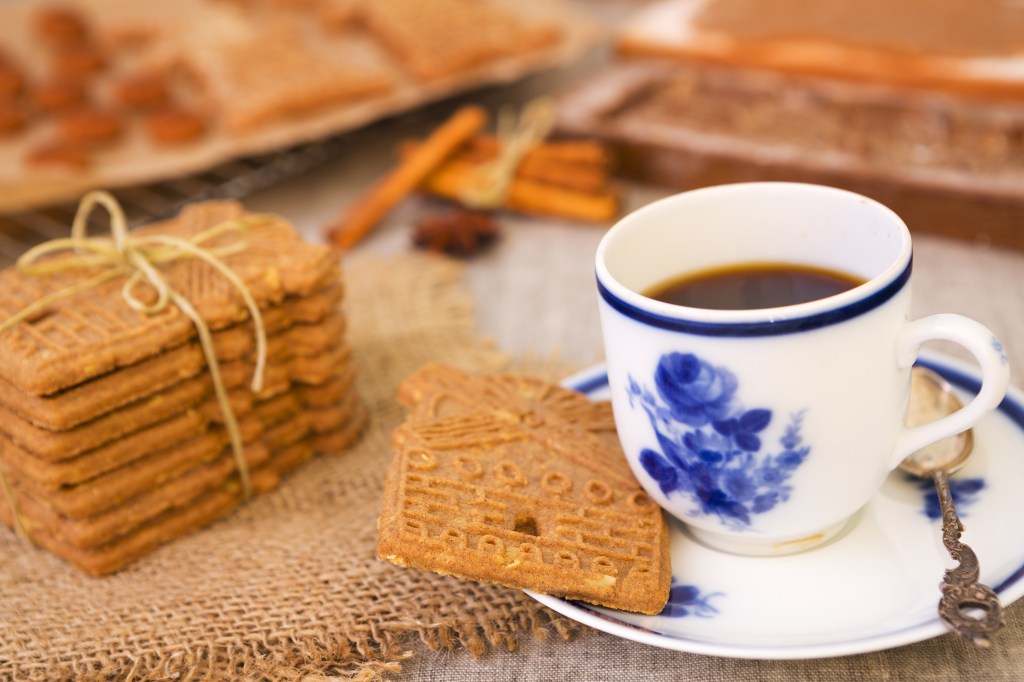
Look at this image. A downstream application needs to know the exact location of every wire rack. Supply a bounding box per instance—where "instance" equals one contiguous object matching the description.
[0,86,468,265]
[0,134,352,268]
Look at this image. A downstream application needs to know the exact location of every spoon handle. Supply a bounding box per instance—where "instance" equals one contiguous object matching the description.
[933,468,1004,648]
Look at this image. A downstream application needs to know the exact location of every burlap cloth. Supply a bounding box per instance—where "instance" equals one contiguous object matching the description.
[3,242,1024,681]
[0,253,574,681]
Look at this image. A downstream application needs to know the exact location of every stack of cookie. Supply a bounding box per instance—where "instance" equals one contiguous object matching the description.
[0,199,364,574]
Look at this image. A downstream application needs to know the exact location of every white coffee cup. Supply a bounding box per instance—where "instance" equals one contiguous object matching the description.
[595,183,1010,556]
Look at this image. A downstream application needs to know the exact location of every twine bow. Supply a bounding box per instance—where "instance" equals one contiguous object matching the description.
[459,97,557,209]
[0,191,272,539]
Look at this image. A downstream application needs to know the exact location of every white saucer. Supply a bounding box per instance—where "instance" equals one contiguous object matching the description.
[526,351,1024,659]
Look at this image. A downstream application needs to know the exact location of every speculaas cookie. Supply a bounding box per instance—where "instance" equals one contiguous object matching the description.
[1,349,355,490]
[358,0,560,81]
[290,343,352,385]
[0,418,366,574]
[261,398,368,480]
[377,364,671,615]
[0,367,252,460]
[0,479,259,575]
[312,400,368,459]
[283,282,345,323]
[0,332,351,461]
[301,362,357,408]
[0,294,345,431]
[305,388,360,436]
[13,388,362,550]
[0,331,220,432]
[2,408,217,488]
[0,373,223,460]
[6,417,254,511]
[182,26,395,132]
[12,442,273,549]
[0,200,339,395]
[7,391,302,514]
[4,349,358,526]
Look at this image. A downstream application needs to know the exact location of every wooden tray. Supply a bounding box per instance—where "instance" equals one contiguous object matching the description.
[0,0,599,214]
[556,61,1024,250]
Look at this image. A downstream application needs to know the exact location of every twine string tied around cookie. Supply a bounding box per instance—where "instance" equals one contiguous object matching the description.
[0,191,272,538]
[459,97,557,209]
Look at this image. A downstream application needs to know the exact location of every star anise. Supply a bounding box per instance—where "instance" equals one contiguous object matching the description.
[412,209,499,256]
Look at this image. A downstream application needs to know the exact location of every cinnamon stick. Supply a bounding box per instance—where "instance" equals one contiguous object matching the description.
[327,106,487,250]
[422,159,619,223]
[468,136,611,168]
[508,154,610,194]
[398,140,612,194]
[399,137,612,170]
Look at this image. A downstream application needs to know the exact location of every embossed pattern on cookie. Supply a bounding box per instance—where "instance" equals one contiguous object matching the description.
[0,200,338,395]
[378,364,670,615]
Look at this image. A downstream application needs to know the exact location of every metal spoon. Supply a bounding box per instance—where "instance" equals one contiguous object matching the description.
[901,366,1003,648]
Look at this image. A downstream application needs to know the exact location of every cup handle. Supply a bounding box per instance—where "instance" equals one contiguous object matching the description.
[891,314,1010,467]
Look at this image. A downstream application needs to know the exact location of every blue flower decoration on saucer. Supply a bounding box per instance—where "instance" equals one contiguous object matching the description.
[907,474,986,520]
[628,352,810,529]
[659,582,722,619]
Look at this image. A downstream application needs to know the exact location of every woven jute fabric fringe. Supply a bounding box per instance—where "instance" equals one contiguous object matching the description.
[0,253,575,681]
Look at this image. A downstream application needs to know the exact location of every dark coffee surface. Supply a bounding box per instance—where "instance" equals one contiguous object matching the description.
[644,262,865,310]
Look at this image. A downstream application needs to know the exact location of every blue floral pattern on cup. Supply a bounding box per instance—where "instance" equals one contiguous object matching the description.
[908,475,986,520]
[992,337,1009,365]
[628,352,810,529]
[659,582,722,618]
